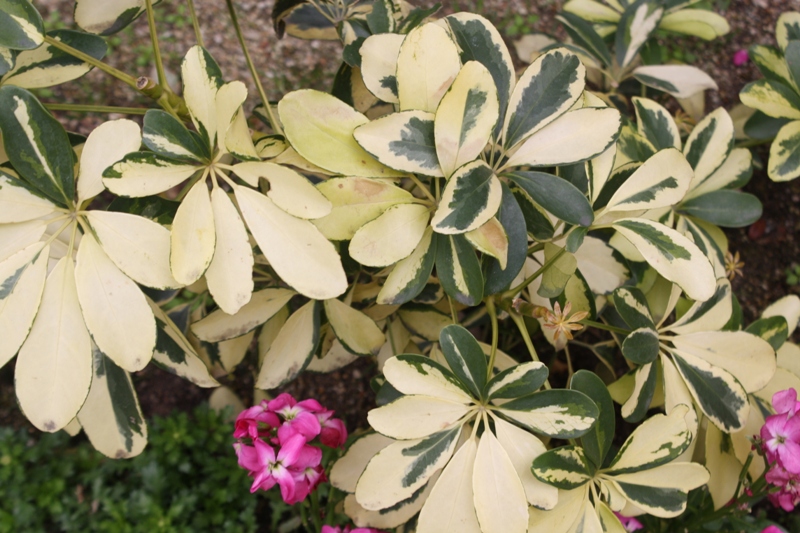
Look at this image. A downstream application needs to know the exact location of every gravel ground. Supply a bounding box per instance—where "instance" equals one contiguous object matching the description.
[1,0,797,430]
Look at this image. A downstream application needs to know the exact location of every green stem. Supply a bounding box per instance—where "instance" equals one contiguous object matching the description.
[225,0,283,136]
[45,103,149,115]
[447,296,458,325]
[409,174,436,203]
[185,0,205,47]
[579,319,629,335]
[509,311,551,389]
[144,0,169,91]
[499,247,567,301]
[309,489,322,532]
[485,298,499,381]
[735,138,772,149]
[43,35,138,89]
[526,242,545,255]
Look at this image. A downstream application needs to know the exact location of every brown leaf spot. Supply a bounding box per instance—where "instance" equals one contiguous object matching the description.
[43,420,56,432]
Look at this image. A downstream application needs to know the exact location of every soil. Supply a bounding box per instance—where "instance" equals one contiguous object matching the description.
[1,0,798,436]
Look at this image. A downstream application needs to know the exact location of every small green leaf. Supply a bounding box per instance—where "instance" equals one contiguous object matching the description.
[507,171,594,227]
[678,190,762,228]
[483,183,528,294]
[622,328,660,365]
[435,233,484,306]
[531,445,593,490]
[570,370,614,468]
[538,243,577,299]
[142,109,210,162]
[366,0,394,34]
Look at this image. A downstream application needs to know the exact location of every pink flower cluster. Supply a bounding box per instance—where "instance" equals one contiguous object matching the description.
[613,511,643,531]
[233,393,347,504]
[321,526,383,533]
[760,388,800,512]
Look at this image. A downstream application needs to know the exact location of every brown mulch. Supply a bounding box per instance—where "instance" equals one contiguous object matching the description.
[1,0,798,433]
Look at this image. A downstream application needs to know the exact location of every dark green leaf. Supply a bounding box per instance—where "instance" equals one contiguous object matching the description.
[483,183,527,294]
[556,12,612,66]
[566,226,588,253]
[143,110,210,162]
[107,195,180,225]
[622,327,660,364]
[397,4,441,33]
[570,370,614,469]
[512,186,554,240]
[785,40,800,89]
[743,110,791,140]
[366,0,394,34]
[508,171,594,227]
[678,190,762,228]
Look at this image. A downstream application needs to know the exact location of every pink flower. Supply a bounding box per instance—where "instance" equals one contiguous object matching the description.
[773,389,800,417]
[320,526,385,533]
[733,49,749,66]
[319,414,348,448]
[233,401,280,439]
[761,526,784,533]
[245,435,312,501]
[270,393,324,442]
[761,412,800,472]
[613,511,643,531]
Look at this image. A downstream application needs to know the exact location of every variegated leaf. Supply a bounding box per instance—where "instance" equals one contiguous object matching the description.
[354,110,443,176]
[603,148,692,213]
[498,389,599,439]
[77,347,147,459]
[556,11,613,66]
[610,463,709,518]
[659,9,729,40]
[607,405,692,474]
[633,65,718,99]
[670,351,749,432]
[665,278,731,334]
[538,243,577,299]
[417,436,481,533]
[148,299,218,387]
[350,203,430,267]
[620,362,658,423]
[670,331,776,393]
[215,81,257,160]
[325,298,385,356]
[494,417,557,509]
[439,324,488,399]
[531,445,593,490]
[377,227,437,305]
[573,236,629,295]
[487,362,548,400]
[465,217,508,269]
[398,305,451,342]
[0,0,43,49]
[0,173,55,223]
[776,12,800,52]
[445,13,515,140]
[368,395,471,440]
[279,89,402,178]
[473,430,528,533]
[632,97,680,151]
[86,210,181,290]
[77,119,142,203]
[181,45,223,148]
[355,426,462,510]
[0,241,47,368]
[503,107,621,169]
[613,287,654,330]
[739,80,800,120]
[256,300,320,389]
[345,483,434,529]
[483,184,527,294]
[431,161,502,234]
[142,109,209,163]
[74,234,155,372]
[748,315,789,351]
[15,257,92,432]
[768,119,800,182]
[192,288,295,343]
[170,180,215,285]
[434,60,499,177]
[314,177,414,241]
[235,185,347,300]
[102,151,199,197]
[331,432,394,493]
[527,484,590,533]
[232,162,331,219]
[396,23,461,113]
[74,0,146,35]
[684,107,734,187]
[359,33,403,103]
[616,0,663,69]
[384,354,472,403]
[435,233,484,306]
[763,294,800,334]
[0,85,74,205]
[502,48,585,149]
[204,188,254,315]
[612,218,715,302]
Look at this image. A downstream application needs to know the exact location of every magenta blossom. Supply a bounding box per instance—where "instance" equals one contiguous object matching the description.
[733,49,749,66]
[761,389,800,474]
[761,525,785,533]
[233,401,280,439]
[318,412,348,448]
[270,393,324,442]
[613,511,643,531]
[238,434,319,502]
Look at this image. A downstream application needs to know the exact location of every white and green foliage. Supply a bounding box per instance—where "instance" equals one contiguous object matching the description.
[740,12,800,181]
[0,87,216,454]
[607,281,776,434]
[530,371,709,532]
[334,325,597,532]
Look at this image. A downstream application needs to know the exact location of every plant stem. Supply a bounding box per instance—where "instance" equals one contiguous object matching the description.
[448,295,458,324]
[486,298,499,381]
[499,247,567,301]
[408,174,436,203]
[564,343,574,379]
[309,489,322,532]
[185,0,204,47]
[45,103,149,115]
[225,0,283,136]
[144,0,169,92]
[43,35,138,89]
[509,311,551,389]
[579,319,629,335]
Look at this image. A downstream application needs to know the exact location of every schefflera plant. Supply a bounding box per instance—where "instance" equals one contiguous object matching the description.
[279,14,622,306]
[739,12,800,181]
[339,325,599,533]
[0,86,217,457]
[103,45,348,313]
[530,371,709,533]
